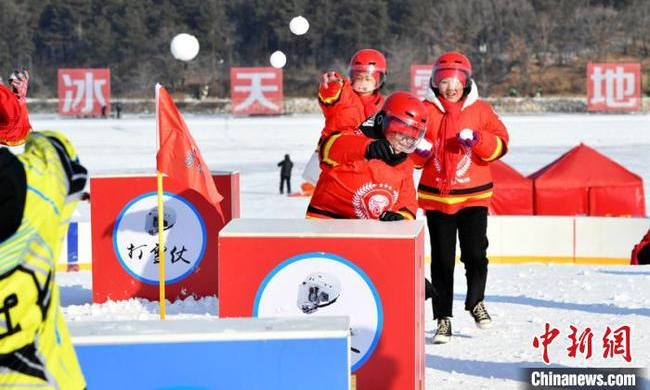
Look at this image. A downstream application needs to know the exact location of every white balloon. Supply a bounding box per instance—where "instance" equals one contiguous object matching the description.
[289,16,309,35]
[170,33,200,61]
[270,50,287,68]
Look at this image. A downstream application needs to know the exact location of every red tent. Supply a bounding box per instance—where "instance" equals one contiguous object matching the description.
[489,160,533,215]
[529,143,646,216]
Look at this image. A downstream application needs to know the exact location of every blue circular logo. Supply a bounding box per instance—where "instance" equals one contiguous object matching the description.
[112,192,206,285]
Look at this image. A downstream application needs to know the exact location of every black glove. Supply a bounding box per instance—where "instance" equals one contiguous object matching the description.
[379,211,405,221]
[366,139,407,166]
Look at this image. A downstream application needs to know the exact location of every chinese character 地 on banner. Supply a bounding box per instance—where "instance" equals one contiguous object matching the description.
[587,63,641,111]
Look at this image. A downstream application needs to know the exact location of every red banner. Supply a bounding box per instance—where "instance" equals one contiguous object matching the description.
[58,68,111,117]
[219,219,425,390]
[231,67,283,115]
[587,63,641,111]
[410,65,433,100]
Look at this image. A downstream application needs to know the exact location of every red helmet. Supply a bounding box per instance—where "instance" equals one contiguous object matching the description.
[379,91,428,153]
[348,49,387,89]
[431,51,472,89]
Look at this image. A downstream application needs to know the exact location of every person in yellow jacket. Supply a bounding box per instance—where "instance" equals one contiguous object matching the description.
[0,130,87,389]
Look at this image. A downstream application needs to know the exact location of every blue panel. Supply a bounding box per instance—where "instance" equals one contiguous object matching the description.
[76,337,349,390]
[67,222,78,264]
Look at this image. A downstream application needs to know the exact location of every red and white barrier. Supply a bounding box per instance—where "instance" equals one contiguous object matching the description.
[482,216,649,263]
[218,219,425,390]
[89,171,239,303]
[59,215,647,272]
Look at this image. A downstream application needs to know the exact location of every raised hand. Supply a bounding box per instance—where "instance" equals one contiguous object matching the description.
[457,129,480,149]
[319,71,343,87]
[9,69,29,103]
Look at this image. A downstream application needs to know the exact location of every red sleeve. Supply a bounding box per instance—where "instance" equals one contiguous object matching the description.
[319,131,371,168]
[393,161,418,220]
[319,80,366,139]
[473,102,509,162]
[631,230,650,265]
[0,85,31,146]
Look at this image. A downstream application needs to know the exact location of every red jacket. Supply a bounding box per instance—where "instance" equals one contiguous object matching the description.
[319,130,371,169]
[415,82,509,214]
[307,134,417,220]
[318,78,384,143]
[631,229,650,265]
[0,85,31,146]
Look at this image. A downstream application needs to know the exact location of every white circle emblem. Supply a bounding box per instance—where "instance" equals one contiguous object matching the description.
[254,253,383,372]
[113,192,206,284]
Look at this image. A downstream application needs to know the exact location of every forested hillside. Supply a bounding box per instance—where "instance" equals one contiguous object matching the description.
[1,0,648,97]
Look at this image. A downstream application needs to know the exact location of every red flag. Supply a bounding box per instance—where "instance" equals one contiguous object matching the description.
[156,84,224,218]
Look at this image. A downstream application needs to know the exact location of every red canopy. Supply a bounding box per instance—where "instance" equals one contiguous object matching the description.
[529,143,646,216]
[490,160,533,215]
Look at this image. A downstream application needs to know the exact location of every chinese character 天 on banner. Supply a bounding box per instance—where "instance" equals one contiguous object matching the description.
[58,68,111,116]
[587,63,641,111]
[231,67,283,115]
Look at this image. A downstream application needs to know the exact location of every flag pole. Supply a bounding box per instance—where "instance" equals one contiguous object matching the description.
[157,172,166,319]
[155,83,166,320]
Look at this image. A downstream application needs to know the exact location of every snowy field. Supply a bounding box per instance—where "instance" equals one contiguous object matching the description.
[23,113,650,388]
[59,265,650,389]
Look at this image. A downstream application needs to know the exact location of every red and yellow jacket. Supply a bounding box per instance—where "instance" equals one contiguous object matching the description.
[0,84,31,146]
[318,78,384,143]
[308,131,416,220]
[415,81,509,214]
[319,129,372,169]
[631,229,650,265]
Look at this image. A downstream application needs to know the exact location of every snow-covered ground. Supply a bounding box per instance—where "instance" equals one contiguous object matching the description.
[25,113,650,389]
[58,265,650,389]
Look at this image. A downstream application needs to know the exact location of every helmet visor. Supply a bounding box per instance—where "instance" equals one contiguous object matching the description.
[349,65,385,90]
[383,116,425,154]
[431,68,469,88]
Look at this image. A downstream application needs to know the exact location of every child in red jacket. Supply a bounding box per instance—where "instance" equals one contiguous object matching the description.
[307,92,427,221]
[418,52,509,344]
[317,49,387,143]
[301,49,388,195]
